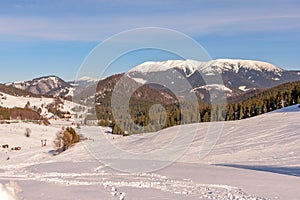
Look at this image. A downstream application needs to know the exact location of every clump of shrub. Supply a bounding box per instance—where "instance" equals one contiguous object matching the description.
[53,127,80,153]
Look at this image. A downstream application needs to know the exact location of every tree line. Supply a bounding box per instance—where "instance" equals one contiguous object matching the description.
[94,81,300,135]
[0,107,41,121]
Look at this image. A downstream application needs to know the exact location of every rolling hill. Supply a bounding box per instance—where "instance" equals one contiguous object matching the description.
[0,104,299,199]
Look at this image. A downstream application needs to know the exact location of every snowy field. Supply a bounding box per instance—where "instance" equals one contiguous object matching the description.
[0,105,299,199]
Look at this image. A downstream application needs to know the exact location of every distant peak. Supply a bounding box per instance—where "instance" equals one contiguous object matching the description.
[77,76,100,82]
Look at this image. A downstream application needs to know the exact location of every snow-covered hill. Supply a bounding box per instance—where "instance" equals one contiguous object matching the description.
[0,105,299,199]
[0,92,86,118]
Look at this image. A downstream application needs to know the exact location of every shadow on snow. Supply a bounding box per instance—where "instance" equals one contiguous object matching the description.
[215,164,300,177]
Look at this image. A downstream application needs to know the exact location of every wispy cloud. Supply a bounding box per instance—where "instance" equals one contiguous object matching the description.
[0,0,300,41]
[0,16,298,42]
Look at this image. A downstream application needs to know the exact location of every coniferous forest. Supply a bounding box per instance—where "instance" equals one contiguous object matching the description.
[94,80,300,135]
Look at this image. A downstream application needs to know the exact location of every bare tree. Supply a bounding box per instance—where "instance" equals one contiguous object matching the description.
[53,130,64,152]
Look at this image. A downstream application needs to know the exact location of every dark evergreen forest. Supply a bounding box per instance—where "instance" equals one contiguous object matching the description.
[94,81,300,135]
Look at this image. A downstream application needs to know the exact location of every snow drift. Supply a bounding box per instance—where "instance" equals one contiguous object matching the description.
[0,181,21,200]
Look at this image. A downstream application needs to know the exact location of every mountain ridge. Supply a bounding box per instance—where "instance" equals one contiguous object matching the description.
[127,58,300,101]
[4,59,300,104]
[129,59,284,75]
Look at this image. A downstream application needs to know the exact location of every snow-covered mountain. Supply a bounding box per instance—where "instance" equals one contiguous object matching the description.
[4,59,300,105]
[87,59,300,107]
[0,76,94,119]
[128,59,300,100]
[6,75,73,98]
[75,76,100,85]
[129,59,283,76]
[70,76,101,96]
[6,75,100,99]
[70,76,100,89]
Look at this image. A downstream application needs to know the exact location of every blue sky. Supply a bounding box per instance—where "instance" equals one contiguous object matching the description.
[0,0,300,82]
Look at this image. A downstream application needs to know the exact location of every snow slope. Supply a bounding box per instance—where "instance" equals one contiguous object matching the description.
[191,84,232,92]
[0,92,86,117]
[0,105,299,199]
[0,181,21,200]
[0,93,53,115]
